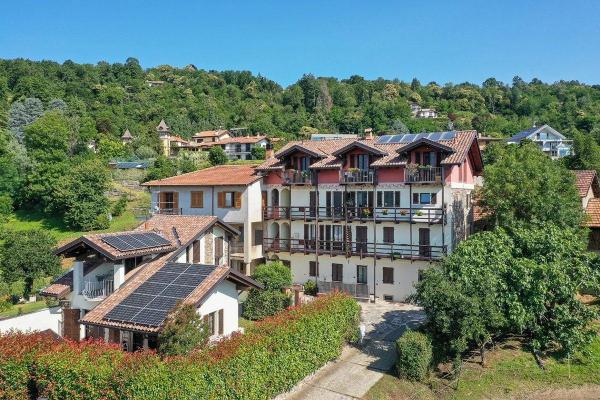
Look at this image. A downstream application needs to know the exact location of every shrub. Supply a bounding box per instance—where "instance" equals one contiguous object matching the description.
[0,293,360,400]
[0,195,12,223]
[252,261,292,290]
[111,193,128,217]
[158,304,209,357]
[242,289,290,320]
[303,280,317,296]
[208,146,228,165]
[396,330,432,381]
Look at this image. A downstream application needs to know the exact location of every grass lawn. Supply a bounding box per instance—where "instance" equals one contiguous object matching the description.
[2,182,150,244]
[0,300,54,319]
[365,327,600,400]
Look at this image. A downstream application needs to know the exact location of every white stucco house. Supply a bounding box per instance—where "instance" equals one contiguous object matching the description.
[507,124,573,159]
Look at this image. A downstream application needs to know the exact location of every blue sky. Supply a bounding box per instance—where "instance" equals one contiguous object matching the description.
[0,0,599,86]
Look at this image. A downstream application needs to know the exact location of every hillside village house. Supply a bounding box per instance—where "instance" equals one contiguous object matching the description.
[507,124,573,159]
[410,103,439,119]
[143,165,265,275]
[255,130,483,301]
[41,215,261,351]
[574,170,600,250]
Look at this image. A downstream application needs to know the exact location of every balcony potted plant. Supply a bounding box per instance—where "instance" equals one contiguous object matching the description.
[399,209,407,216]
[361,207,372,218]
[382,208,389,216]
[415,210,423,217]
[406,163,419,180]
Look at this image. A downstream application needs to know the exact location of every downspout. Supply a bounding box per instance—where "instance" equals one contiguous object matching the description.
[211,186,215,215]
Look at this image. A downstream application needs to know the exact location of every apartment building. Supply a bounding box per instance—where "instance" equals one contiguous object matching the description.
[40,215,260,349]
[144,165,265,275]
[255,131,483,301]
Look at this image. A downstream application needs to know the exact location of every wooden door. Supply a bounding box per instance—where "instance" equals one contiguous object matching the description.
[192,240,200,263]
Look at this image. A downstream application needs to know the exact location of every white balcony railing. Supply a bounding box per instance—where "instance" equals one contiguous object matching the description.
[82,279,114,301]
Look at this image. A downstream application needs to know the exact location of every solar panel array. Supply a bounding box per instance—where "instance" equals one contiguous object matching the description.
[104,263,214,327]
[376,131,456,144]
[101,232,171,252]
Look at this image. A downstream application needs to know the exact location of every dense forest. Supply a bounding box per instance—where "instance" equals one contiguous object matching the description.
[1,57,600,232]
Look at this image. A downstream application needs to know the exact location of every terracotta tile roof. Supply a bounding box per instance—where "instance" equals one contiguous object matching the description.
[256,131,480,170]
[192,130,229,138]
[39,283,71,298]
[585,198,600,227]
[121,129,132,139]
[215,135,268,145]
[573,170,597,198]
[142,165,261,187]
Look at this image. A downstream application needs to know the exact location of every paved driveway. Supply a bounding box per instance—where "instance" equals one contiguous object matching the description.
[279,301,425,400]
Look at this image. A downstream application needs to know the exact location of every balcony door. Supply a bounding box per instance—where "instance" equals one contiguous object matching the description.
[325,191,343,218]
[418,228,431,257]
[355,226,368,254]
[309,191,317,217]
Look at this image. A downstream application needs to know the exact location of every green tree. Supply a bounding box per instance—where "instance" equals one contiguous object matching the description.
[252,261,292,290]
[482,142,583,229]
[52,159,111,230]
[208,146,228,165]
[158,303,209,357]
[242,261,292,320]
[144,156,177,182]
[24,110,70,163]
[0,229,61,299]
[250,146,266,160]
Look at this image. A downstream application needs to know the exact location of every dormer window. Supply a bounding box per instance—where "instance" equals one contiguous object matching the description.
[350,154,370,170]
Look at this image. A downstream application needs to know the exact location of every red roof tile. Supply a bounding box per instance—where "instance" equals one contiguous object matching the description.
[143,165,261,186]
[192,130,229,138]
[573,170,597,198]
[585,198,600,227]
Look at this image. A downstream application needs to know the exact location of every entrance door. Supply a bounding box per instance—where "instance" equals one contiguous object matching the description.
[356,226,368,254]
[418,228,431,257]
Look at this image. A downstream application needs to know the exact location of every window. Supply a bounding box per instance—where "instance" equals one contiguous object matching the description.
[214,237,224,264]
[159,192,178,211]
[357,265,367,284]
[218,192,241,208]
[191,191,204,208]
[383,227,394,243]
[235,144,242,152]
[383,295,394,301]
[383,267,394,284]
[377,191,401,207]
[332,263,343,282]
[351,154,370,170]
[204,309,224,336]
[309,261,318,277]
[412,192,437,205]
[254,229,263,246]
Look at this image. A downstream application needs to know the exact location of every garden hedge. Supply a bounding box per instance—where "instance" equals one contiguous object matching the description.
[0,292,360,400]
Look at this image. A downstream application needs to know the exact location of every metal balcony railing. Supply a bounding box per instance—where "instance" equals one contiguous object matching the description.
[82,279,114,301]
[283,170,314,185]
[318,281,369,299]
[406,166,443,183]
[341,169,374,184]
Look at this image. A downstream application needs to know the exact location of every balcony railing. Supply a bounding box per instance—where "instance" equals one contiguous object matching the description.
[263,206,290,219]
[263,238,446,261]
[406,166,443,183]
[230,241,244,254]
[156,207,181,215]
[318,281,369,299]
[82,279,114,301]
[372,207,444,223]
[341,169,374,184]
[283,170,314,185]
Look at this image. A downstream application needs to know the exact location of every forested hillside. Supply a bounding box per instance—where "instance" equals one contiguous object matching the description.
[1,57,600,232]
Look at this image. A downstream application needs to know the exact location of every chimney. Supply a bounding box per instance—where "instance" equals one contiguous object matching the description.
[265,143,275,159]
[364,128,373,140]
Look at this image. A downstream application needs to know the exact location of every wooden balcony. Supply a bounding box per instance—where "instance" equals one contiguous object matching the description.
[340,169,375,184]
[406,166,443,184]
[283,170,314,185]
[263,238,446,261]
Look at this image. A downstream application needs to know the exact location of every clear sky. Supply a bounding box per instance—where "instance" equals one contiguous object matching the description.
[1,0,599,86]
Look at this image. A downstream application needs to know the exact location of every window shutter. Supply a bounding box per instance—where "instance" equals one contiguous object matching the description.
[218,309,224,335]
[309,261,317,277]
[218,192,225,208]
[377,191,382,207]
[234,192,242,209]
[395,191,401,207]
[432,193,437,204]
[191,191,203,208]
[159,192,166,209]
[412,193,419,204]
[383,267,394,284]
[193,240,200,263]
[172,192,179,211]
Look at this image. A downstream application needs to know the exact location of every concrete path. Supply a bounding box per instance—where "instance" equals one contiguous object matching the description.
[279,302,425,400]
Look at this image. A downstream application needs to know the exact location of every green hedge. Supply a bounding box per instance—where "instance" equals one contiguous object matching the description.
[0,293,360,400]
[396,330,432,382]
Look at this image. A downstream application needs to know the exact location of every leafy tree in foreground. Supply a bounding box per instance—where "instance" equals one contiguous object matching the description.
[158,303,209,357]
[482,142,583,229]
[0,229,61,299]
[208,146,228,166]
[416,224,599,365]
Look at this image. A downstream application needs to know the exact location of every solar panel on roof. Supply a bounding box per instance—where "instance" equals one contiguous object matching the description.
[101,232,171,252]
[102,262,215,328]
